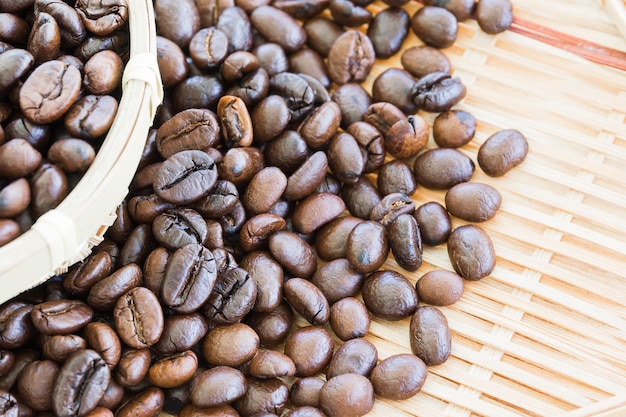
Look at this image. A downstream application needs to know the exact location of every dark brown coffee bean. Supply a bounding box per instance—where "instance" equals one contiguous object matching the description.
[476,0,513,34]
[156,36,188,88]
[284,278,330,325]
[411,71,466,113]
[423,0,475,20]
[0,349,38,392]
[315,216,362,261]
[303,16,344,57]
[413,148,475,190]
[249,350,296,378]
[264,130,308,175]
[62,252,111,296]
[445,182,502,222]
[284,151,328,201]
[118,224,157,267]
[289,377,324,408]
[97,380,126,411]
[268,231,317,279]
[327,30,375,85]
[0,49,34,96]
[83,50,122,95]
[370,192,415,226]
[284,406,326,417]
[203,266,257,326]
[154,313,208,355]
[447,224,496,280]
[269,72,315,123]
[152,208,208,250]
[292,192,345,235]
[410,306,451,366]
[0,302,34,349]
[244,301,293,347]
[251,95,291,143]
[48,138,95,173]
[114,348,151,388]
[414,201,451,246]
[30,162,68,219]
[196,0,234,27]
[253,43,289,76]
[239,251,283,313]
[239,213,286,252]
[385,115,430,159]
[362,101,404,135]
[83,322,121,371]
[288,48,330,89]
[370,353,427,400]
[311,258,364,305]
[0,219,19,247]
[477,129,529,177]
[372,68,417,115]
[114,287,164,348]
[221,50,259,83]
[416,269,464,306]
[319,374,374,417]
[216,6,253,52]
[367,7,409,59]
[219,199,246,236]
[16,359,59,411]
[189,28,229,70]
[218,147,264,186]
[329,0,371,26]
[31,299,93,335]
[162,244,217,313]
[0,350,14,376]
[64,95,118,140]
[156,109,220,159]
[226,66,269,107]
[284,326,334,377]
[87,263,142,310]
[433,109,476,148]
[376,159,416,196]
[154,0,200,49]
[298,101,341,149]
[202,323,259,367]
[401,45,451,78]
[341,176,381,220]
[173,74,224,112]
[154,150,218,205]
[149,350,198,388]
[218,95,253,148]
[329,297,370,341]
[75,0,128,35]
[0,138,42,179]
[42,334,86,363]
[326,338,377,379]
[5,117,49,152]
[362,270,418,321]
[127,194,175,224]
[189,366,247,408]
[346,220,388,274]
[411,6,458,48]
[388,214,423,272]
[250,6,306,53]
[233,377,289,417]
[243,167,287,214]
[331,83,371,129]
[192,180,238,219]
[343,122,382,174]
[130,162,161,193]
[115,387,164,417]
[326,132,363,184]
[0,178,30,218]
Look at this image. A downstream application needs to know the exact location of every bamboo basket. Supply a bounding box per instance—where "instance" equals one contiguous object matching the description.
[0,0,163,301]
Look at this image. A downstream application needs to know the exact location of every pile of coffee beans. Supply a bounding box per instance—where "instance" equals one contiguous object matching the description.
[0,0,130,247]
[0,0,529,416]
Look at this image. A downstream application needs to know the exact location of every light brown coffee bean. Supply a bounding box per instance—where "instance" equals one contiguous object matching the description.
[410,306,451,366]
[445,182,502,222]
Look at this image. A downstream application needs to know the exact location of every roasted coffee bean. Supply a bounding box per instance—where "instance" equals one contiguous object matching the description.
[233,377,289,417]
[19,59,81,124]
[271,0,330,19]
[423,0,475,20]
[221,51,259,82]
[153,313,208,355]
[62,252,112,296]
[284,151,328,201]
[410,306,451,366]
[0,349,38,391]
[53,349,110,417]
[30,162,68,218]
[416,269,464,306]
[84,322,121,370]
[376,160,416,196]
[189,28,229,71]
[244,301,293,347]
[249,350,296,378]
[341,176,381,220]
[75,0,128,35]
[4,117,49,152]
[298,101,341,149]
[315,173,342,195]
[64,95,118,140]
[268,231,317,279]
[264,130,308,175]
[242,167,287,214]
[118,224,157,267]
[215,6,253,52]
[218,147,264,186]
[362,270,418,320]
[319,374,374,417]
[326,132,364,184]
[154,150,218,205]
[413,148,475,189]
[239,251,283,312]
[303,16,344,57]
[97,381,125,412]
[372,68,417,115]
[329,297,370,341]
[285,406,326,417]
[239,213,286,252]
[331,83,371,129]
[42,334,86,362]
[329,0,372,27]
[87,263,143,310]
[368,7,410,59]
[401,45,451,78]
[289,377,324,408]
[269,72,315,123]
[114,348,151,388]
[477,129,529,177]
[203,266,257,326]
[284,326,334,377]
[189,366,248,408]
[292,192,345,235]
[154,0,200,49]
[411,6,458,49]
[0,350,14,376]
[83,50,123,95]
[31,299,93,335]
[195,0,234,27]
[191,180,238,219]
[311,258,364,304]
[253,43,289,76]
[16,359,59,411]
[370,353,427,400]
[0,49,34,97]
[363,101,405,135]
[202,323,259,367]
[162,244,217,313]
[284,278,330,325]
[250,6,306,53]
[385,114,430,159]
[152,208,208,250]
[115,387,164,417]
[326,338,377,379]
[172,74,224,112]
[218,199,246,236]
[0,220,20,247]
[388,214,423,272]
[48,138,96,173]
[149,350,198,388]
[0,178,30,218]
[156,36,188,88]
[251,95,291,143]
[445,182,502,222]
[218,95,253,148]
[130,162,162,193]
[74,30,129,62]
[345,122,384,173]
[327,30,375,85]
[370,192,415,226]
[289,48,331,89]
[433,109,476,148]
[346,220,388,274]
[155,109,220,159]
[226,67,269,107]
[414,201,451,246]
[114,287,164,348]
[411,71,467,113]
[476,0,513,34]
[127,194,175,224]
[0,389,19,417]
[447,224,496,280]
[0,138,42,179]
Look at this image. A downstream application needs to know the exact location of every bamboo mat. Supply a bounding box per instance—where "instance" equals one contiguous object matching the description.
[351,1,626,416]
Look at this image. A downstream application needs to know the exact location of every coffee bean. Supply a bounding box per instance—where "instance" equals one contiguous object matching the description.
[202,323,259,367]
[445,182,502,222]
[269,72,315,122]
[233,378,289,417]
[251,95,291,143]
[244,301,293,348]
[87,263,143,310]
[84,322,122,370]
[285,406,327,417]
[240,251,284,312]
[345,121,384,173]
[189,28,229,70]
[156,36,188,88]
[113,287,164,348]
[242,167,287,214]
[289,377,324,408]
[370,354,427,400]
[329,297,370,341]
[416,269,464,306]
[303,17,344,56]
[115,387,164,417]
[155,109,220,159]
[221,50,259,82]
[31,299,94,335]
[370,192,415,226]
[329,0,371,27]
[311,258,364,304]
[0,219,20,247]
[401,45,451,78]
[153,313,208,356]
[433,109,477,148]
[264,130,308,175]
[154,0,200,49]
[341,176,381,219]
[284,151,328,201]
[30,162,68,219]
[411,71,467,113]
[362,270,418,321]
[385,114,430,159]
[218,95,253,148]
[346,220,389,274]
[239,213,286,252]
[268,231,317,279]
[16,359,59,411]
[192,180,239,219]
[476,0,513,34]
[326,132,364,184]
[249,350,296,378]
[0,350,14,376]
[376,159,416,196]
[189,366,247,408]
[64,95,119,140]
[172,74,224,112]
[319,374,374,417]
[42,334,86,363]
[388,213,423,272]
[414,201,452,246]
[271,0,330,19]
[83,50,123,95]
[292,192,345,235]
[148,351,198,388]
[447,224,496,280]
[327,30,375,85]
[152,208,208,250]
[203,266,257,326]
[250,6,306,53]
[331,83,371,129]
[0,178,30,218]
[411,6,458,48]
[315,216,363,262]
[284,326,334,377]
[289,48,331,89]
[75,0,128,36]
[372,68,417,114]
[284,278,330,325]
[154,150,218,205]
[326,338,377,379]
[114,348,151,388]
[0,350,38,392]
[410,306,451,366]
[368,7,410,59]
[477,129,529,177]
[0,390,19,417]
[0,138,42,179]
[413,148,475,190]
[218,147,264,186]
[298,101,342,149]
[253,43,289,76]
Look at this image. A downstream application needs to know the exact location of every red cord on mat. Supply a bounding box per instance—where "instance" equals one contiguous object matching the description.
[507,17,626,72]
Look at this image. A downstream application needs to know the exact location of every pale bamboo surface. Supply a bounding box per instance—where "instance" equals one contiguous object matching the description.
[0,0,162,300]
[353,0,626,416]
